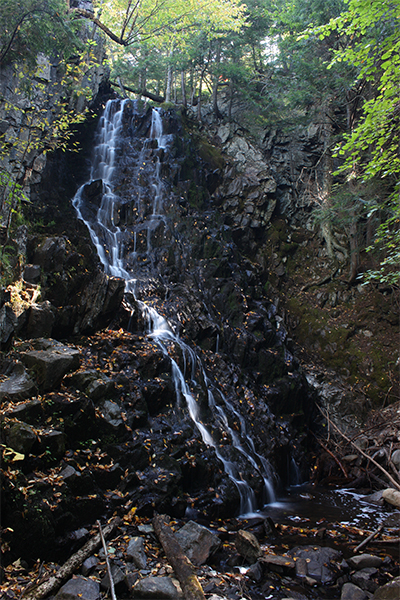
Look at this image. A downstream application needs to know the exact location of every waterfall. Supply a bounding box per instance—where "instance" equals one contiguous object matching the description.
[72,98,276,515]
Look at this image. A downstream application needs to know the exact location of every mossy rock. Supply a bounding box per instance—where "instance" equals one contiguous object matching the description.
[198,140,224,170]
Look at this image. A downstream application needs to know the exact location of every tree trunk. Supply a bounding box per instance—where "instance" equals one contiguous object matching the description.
[165,60,173,102]
[197,75,203,120]
[152,514,206,600]
[181,70,187,107]
[212,40,222,120]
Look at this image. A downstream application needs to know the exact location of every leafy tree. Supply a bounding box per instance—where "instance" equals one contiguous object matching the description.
[313,0,400,285]
[0,0,82,66]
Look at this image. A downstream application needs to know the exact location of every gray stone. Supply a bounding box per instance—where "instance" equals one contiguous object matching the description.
[5,398,43,423]
[382,488,400,508]
[101,564,127,593]
[23,264,41,284]
[373,576,400,599]
[98,400,124,431]
[19,338,80,390]
[175,520,221,566]
[352,568,379,592]
[261,554,296,573]
[0,303,17,348]
[38,429,66,458]
[0,362,36,401]
[341,582,368,600]
[81,556,98,576]
[348,555,383,570]
[34,237,66,272]
[288,546,341,584]
[126,537,147,569]
[54,576,100,600]
[6,421,36,455]
[362,491,384,505]
[391,449,400,469]
[132,576,183,599]
[234,529,261,564]
[27,301,55,338]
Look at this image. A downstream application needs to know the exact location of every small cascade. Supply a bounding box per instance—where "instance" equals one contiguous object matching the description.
[72,98,276,515]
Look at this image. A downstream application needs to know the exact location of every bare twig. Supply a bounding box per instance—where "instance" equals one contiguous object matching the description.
[24,517,120,600]
[97,520,117,600]
[312,433,348,478]
[353,525,384,553]
[317,405,400,491]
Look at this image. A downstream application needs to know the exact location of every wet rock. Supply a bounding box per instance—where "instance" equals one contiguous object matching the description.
[362,491,384,505]
[19,338,80,391]
[23,264,41,284]
[97,399,125,432]
[234,530,262,564]
[5,398,43,423]
[6,421,37,455]
[34,236,66,272]
[373,576,400,599]
[288,546,341,584]
[260,554,296,574]
[101,564,128,594]
[35,429,66,458]
[126,537,147,569]
[174,520,221,566]
[0,303,17,349]
[246,561,263,582]
[27,301,55,338]
[341,582,368,600]
[132,576,183,599]
[348,555,383,570]
[391,449,400,469]
[382,488,400,508]
[82,556,99,576]
[54,576,100,600]
[351,567,379,593]
[77,272,125,333]
[67,370,115,400]
[0,362,36,401]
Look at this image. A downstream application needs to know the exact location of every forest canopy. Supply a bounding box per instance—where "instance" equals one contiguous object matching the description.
[0,0,399,285]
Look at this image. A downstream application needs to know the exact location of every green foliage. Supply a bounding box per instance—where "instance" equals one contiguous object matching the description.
[308,0,400,285]
[0,0,84,66]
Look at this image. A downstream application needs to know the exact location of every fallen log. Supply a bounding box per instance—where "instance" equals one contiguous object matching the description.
[24,517,121,600]
[152,514,206,600]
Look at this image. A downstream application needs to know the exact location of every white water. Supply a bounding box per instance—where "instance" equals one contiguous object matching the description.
[72,99,276,515]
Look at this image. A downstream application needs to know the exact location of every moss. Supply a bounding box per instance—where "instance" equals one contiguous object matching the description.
[198,140,224,170]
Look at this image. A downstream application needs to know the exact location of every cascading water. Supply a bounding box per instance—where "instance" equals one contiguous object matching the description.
[72,98,276,515]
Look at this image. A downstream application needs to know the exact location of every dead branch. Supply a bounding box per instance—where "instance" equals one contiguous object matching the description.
[317,405,400,491]
[24,517,121,600]
[98,520,117,600]
[152,514,206,600]
[312,433,348,478]
[353,525,383,553]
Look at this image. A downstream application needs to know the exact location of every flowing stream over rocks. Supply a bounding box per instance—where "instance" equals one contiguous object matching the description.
[72,98,276,515]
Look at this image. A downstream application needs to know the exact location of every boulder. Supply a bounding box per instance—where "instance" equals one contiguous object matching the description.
[126,537,147,569]
[54,576,100,600]
[6,421,36,455]
[34,236,66,272]
[27,301,55,338]
[101,564,128,594]
[373,576,400,599]
[174,520,221,566]
[132,576,183,599]
[19,338,80,390]
[341,582,368,600]
[348,555,383,570]
[391,449,400,470]
[97,399,125,432]
[382,488,400,508]
[351,567,379,593]
[0,303,17,349]
[288,546,341,584]
[0,361,36,401]
[234,530,262,564]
